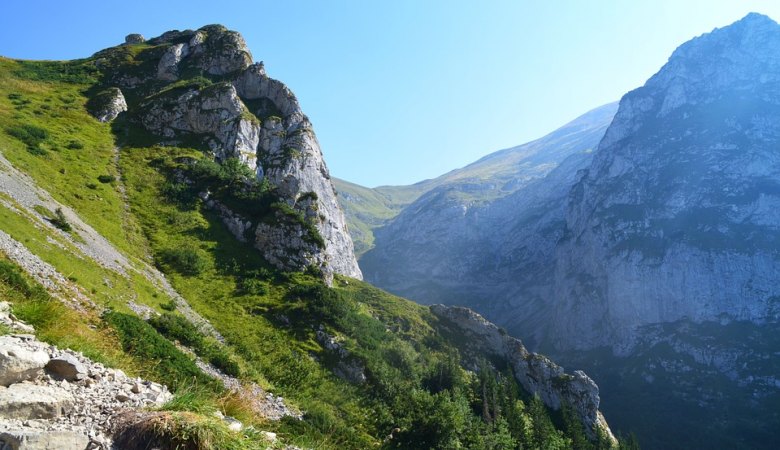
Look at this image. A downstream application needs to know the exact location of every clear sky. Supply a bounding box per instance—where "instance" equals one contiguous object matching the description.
[2,1,780,187]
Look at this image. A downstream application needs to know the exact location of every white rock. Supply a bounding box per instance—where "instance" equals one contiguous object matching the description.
[0,384,74,420]
[260,431,277,442]
[45,354,88,382]
[0,428,90,450]
[0,337,50,387]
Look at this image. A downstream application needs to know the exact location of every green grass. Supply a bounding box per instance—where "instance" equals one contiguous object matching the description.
[0,57,150,263]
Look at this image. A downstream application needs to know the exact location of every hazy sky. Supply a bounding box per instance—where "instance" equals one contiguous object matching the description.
[2,1,780,186]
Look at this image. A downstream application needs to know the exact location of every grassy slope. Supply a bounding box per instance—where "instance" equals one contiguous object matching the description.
[0,49,627,449]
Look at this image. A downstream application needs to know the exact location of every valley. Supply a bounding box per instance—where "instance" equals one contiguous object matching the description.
[338,13,780,450]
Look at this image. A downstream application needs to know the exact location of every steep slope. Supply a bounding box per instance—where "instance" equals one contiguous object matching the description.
[335,102,617,255]
[547,14,780,448]
[359,103,616,340]
[553,12,780,350]
[0,27,623,449]
[332,178,403,256]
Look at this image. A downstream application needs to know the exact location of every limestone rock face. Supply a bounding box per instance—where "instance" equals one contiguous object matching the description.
[430,304,616,443]
[235,63,362,280]
[103,25,360,282]
[139,83,260,170]
[86,88,127,123]
[254,208,326,273]
[552,12,780,351]
[157,43,189,81]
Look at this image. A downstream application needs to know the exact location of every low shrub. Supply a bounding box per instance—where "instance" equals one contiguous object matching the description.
[50,207,72,232]
[160,245,210,276]
[7,124,49,155]
[238,277,267,296]
[105,311,213,389]
[149,313,203,348]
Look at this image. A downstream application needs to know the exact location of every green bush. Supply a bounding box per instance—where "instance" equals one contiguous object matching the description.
[97,174,115,184]
[207,351,241,378]
[160,300,177,311]
[7,124,49,155]
[161,181,193,205]
[105,311,213,388]
[65,140,84,150]
[50,208,72,232]
[160,245,210,276]
[149,313,204,348]
[238,277,267,296]
[0,260,48,300]
[149,313,241,378]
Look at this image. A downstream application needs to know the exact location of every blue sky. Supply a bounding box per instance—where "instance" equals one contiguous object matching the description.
[2,1,780,186]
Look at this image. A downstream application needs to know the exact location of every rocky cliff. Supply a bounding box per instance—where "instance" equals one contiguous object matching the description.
[92,25,361,282]
[552,12,780,351]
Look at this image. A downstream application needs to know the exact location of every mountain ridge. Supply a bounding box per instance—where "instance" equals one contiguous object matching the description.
[336,101,618,256]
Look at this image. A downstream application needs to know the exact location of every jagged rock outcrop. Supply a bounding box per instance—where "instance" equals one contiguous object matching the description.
[97,25,361,282]
[139,82,260,169]
[430,304,615,442]
[552,12,780,351]
[86,87,127,123]
[234,62,362,281]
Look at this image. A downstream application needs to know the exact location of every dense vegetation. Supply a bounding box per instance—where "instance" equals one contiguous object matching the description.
[0,43,637,448]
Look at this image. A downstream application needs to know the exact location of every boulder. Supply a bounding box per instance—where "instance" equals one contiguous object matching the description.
[124,34,145,44]
[0,384,74,419]
[0,429,89,450]
[0,337,49,387]
[45,354,87,382]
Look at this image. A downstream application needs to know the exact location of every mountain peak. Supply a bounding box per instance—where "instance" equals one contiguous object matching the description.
[600,12,780,149]
[735,11,776,27]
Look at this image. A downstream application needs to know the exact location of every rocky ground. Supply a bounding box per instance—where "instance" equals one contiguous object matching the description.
[0,302,171,449]
[0,301,301,449]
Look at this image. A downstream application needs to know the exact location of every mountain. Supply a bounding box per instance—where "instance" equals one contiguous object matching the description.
[552,11,780,350]
[337,102,617,256]
[357,102,617,343]
[550,13,780,448]
[347,12,780,450]
[0,26,623,449]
